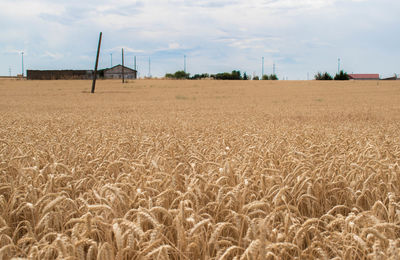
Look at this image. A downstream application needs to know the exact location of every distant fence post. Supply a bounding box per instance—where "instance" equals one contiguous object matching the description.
[91,32,102,93]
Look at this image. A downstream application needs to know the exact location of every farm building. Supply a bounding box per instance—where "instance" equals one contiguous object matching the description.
[381,74,398,80]
[348,74,380,80]
[27,70,93,80]
[99,65,137,79]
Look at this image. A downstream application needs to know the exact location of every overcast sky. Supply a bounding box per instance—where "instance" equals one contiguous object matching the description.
[1,0,399,79]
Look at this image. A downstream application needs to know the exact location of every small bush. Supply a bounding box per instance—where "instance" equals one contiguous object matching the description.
[211,70,242,80]
[262,75,269,80]
[269,74,278,80]
[165,71,190,79]
[315,72,333,80]
[191,73,210,80]
[334,70,350,80]
[253,76,260,80]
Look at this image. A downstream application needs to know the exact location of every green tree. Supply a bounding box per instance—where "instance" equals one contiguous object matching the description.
[165,71,190,79]
[269,74,278,80]
[315,72,333,80]
[211,70,242,80]
[334,70,350,80]
[174,70,190,79]
[262,75,269,80]
[253,76,260,80]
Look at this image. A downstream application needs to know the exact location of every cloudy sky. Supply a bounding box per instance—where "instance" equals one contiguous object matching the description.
[1,0,399,79]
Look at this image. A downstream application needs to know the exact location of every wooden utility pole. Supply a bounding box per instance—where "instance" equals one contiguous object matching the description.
[122,48,125,83]
[91,32,102,93]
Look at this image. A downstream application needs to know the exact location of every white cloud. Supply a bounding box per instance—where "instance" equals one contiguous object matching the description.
[0,0,399,78]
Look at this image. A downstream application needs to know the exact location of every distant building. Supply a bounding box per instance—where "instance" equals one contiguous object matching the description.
[381,74,398,80]
[348,74,380,80]
[27,65,137,80]
[100,65,137,79]
[27,70,92,80]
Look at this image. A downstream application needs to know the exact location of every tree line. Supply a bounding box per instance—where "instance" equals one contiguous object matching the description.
[315,70,350,80]
[165,70,279,80]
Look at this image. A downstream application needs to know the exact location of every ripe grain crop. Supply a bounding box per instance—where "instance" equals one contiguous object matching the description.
[0,79,400,259]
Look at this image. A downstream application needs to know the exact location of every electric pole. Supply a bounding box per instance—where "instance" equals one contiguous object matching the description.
[273,62,276,75]
[184,55,186,73]
[338,58,341,74]
[262,57,264,77]
[9,67,11,77]
[122,48,125,83]
[110,53,112,67]
[21,52,24,77]
[91,32,102,93]
[148,57,151,78]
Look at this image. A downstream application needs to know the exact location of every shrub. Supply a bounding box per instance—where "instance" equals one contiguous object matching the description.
[315,72,333,80]
[269,74,278,80]
[253,76,260,80]
[334,70,350,80]
[211,70,242,80]
[191,73,210,80]
[262,75,269,80]
[165,71,190,79]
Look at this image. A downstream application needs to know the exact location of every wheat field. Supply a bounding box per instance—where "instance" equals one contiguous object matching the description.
[0,79,399,259]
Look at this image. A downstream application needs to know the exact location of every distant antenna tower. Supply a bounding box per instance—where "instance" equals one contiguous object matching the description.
[262,57,264,77]
[184,55,186,73]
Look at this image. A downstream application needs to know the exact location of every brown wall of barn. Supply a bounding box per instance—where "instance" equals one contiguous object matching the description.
[27,70,93,80]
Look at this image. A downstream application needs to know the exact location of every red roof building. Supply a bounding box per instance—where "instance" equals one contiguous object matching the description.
[348,74,380,80]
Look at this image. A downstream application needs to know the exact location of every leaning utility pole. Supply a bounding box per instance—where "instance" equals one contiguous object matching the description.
[122,48,125,83]
[91,32,102,93]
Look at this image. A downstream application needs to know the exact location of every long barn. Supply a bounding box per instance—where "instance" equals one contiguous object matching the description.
[348,74,380,80]
[27,70,93,80]
[27,65,137,80]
